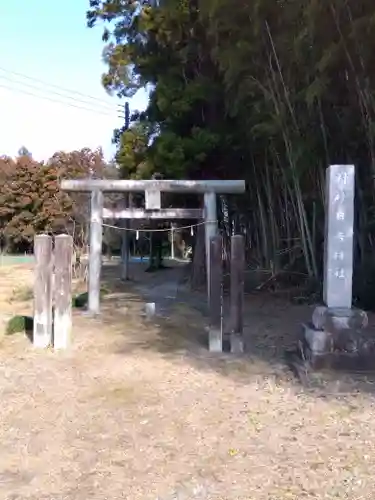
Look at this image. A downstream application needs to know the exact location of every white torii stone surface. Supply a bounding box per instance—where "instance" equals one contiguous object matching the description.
[61,178,246,314]
[61,179,245,193]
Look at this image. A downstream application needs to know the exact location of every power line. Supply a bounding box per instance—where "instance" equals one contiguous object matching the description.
[0,65,122,111]
[0,73,122,114]
[0,82,125,118]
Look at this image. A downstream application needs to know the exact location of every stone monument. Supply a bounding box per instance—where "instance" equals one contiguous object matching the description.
[300,165,374,371]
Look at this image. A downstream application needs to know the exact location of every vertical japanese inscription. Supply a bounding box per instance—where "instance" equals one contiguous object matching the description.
[323,165,355,308]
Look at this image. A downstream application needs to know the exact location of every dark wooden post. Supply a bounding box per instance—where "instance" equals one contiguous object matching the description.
[121,193,130,281]
[89,190,103,314]
[230,234,245,353]
[120,225,129,280]
[209,235,223,352]
[54,234,73,349]
[33,234,53,348]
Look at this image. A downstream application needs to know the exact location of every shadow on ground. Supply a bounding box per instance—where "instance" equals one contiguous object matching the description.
[98,261,375,397]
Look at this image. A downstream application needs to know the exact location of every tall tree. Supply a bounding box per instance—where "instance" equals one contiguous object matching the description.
[87,0,237,181]
[0,148,117,252]
[0,155,71,251]
[87,0,375,303]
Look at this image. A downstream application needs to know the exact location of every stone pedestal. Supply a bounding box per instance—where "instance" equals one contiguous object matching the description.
[230,333,244,354]
[300,306,375,372]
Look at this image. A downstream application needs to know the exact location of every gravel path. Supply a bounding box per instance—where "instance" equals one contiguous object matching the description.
[1,263,375,499]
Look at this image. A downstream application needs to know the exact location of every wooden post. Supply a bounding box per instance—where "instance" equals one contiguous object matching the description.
[149,230,153,267]
[53,234,73,349]
[33,234,53,348]
[204,192,218,300]
[209,235,223,352]
[120,194,130,281]
[230,235,245,353]
[89,190,103,314]
[171,223,175,259]
[120,226,129,280]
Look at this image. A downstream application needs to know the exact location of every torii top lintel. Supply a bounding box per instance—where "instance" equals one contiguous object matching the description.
[60,179,245,194]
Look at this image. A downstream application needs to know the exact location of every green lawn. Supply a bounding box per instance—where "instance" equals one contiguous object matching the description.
[0,254,34,266]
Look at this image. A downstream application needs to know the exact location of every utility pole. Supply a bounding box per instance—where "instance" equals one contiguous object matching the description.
[120,101,131,280]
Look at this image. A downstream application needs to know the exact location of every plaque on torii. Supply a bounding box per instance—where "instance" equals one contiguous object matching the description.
[145,189,161,210]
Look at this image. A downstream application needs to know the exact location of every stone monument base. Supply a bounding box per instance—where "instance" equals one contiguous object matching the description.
[304,351,375,371]
[287,319,375,379]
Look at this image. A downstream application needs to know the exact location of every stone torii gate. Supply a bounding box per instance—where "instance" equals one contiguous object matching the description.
[61,179,245,314]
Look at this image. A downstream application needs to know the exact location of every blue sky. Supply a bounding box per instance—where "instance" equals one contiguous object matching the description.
[0,0,148,161]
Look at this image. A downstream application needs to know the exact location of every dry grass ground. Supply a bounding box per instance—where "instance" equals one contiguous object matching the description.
[1,263,375,499]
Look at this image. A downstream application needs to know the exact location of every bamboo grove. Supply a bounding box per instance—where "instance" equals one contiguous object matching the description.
[86,0,375,306]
